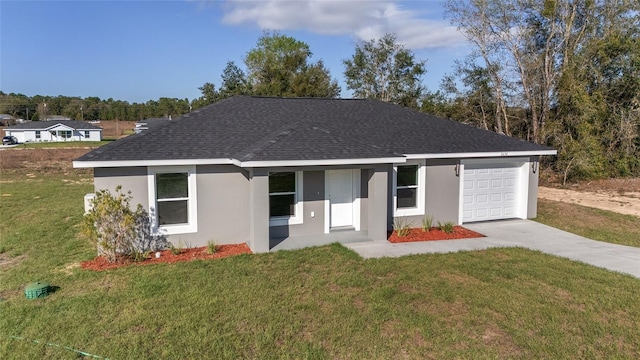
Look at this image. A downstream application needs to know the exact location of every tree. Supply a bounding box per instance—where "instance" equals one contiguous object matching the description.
[244,31,340,97]
[343,33,426,108]
[218,61,251,99]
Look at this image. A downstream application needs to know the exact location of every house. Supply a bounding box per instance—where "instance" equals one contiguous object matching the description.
[73,96,556,253]
[134,117,172,134]
[4,120,102,143]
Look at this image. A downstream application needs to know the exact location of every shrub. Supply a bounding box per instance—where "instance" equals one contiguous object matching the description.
[207,240,218,254]
[438,221,455,234]
[393,218,413,237]
[421,215,433,232]
[82,186,167,263]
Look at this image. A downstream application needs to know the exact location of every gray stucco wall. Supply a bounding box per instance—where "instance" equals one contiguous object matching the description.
[527,156,540,218]
[391,159,461,228]
[424,159,461,224]
[94,165,252,248]
[94,167,149,210]
[269,170,325,239]
[368,165,390,241]
[185,165,250,247]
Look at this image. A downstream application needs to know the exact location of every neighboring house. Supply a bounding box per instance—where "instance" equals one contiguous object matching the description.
[134,117,171,134]
[5,120,102,142]
[74,96,556,253]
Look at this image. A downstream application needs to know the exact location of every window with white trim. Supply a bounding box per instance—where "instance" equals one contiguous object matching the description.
[269,171,303,226]
[397,165,419,208]
[394,161,425,216]
[148,166,197,235]
[84,130,90,138]
[35,131,41,139]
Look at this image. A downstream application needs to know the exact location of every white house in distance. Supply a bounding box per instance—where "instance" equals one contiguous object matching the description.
[4,120,102,143]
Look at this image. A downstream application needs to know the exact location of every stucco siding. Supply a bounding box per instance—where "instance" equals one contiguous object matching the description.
[94,167,149,210]
[424,159,461,224]
[527,156,540,218]
[270,170,325,239]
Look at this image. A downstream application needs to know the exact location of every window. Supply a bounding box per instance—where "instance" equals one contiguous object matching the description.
[396,165,418,208]
[148,166,197,235]
[269,171,303,226]
[156,173,189,225]
[57,130,72,139]
[35,131,41,139]
[84,130,90,138]
[394,161,425,216]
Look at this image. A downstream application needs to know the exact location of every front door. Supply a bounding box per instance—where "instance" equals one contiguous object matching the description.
[327,169,353,228]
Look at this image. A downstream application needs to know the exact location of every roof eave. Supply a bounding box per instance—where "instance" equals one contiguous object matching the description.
[238,157,407,168]
[72,158,236,168]
[404,150,557,160]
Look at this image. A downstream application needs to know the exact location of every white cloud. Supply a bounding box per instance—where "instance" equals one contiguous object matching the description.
[219,0,466,49]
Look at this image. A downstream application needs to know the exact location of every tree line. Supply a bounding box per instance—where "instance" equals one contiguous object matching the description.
[2,3,639,183]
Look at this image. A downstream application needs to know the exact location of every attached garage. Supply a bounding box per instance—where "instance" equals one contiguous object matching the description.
[461,159,529,223]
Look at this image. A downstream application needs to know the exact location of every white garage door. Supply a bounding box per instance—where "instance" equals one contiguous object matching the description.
[462,161,523,222]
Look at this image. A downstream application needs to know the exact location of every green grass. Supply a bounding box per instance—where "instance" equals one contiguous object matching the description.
[536,198,640,247]
[18,140,111,149]
[1,173,639,359]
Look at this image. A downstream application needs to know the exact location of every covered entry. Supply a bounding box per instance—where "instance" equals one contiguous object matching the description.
[461,159,528,222]
[325,169,360,231]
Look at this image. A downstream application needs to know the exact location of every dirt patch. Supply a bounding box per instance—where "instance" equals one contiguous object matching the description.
[81,244,251,271]
[388,226,484,243]
[538,187,640,218]
[98,121,136,138]
[0,253,27,269]
[0,148,93,172]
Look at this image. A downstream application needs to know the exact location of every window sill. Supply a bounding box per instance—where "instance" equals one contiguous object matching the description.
[156,223,198,235]
[269,216,303,227]
[395,207,424,217]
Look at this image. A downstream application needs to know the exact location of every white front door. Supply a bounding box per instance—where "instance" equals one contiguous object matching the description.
[327,169,354,228]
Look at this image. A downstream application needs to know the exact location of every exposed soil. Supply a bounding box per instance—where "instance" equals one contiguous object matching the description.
[388,226,485,243]
[538,185,640,218]
[81,244,251,271]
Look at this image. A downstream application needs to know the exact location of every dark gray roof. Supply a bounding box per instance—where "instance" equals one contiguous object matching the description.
[6,120,102,130]
[76,96,553,163]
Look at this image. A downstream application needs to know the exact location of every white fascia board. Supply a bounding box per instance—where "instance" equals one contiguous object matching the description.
[46,123,75,131]
[404,150,557,160]
[238,157,406,168]
[73,158,235,168]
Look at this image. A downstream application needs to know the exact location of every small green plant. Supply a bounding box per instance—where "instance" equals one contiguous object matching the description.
[207,240,218,254]
[438,221,455,234]
[170,240,184,255]
[421,215,433,232]
[393,218,413,237]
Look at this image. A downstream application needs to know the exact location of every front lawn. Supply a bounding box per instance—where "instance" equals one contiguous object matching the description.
[18,140,111,149]
[1,173,639,359]
[536,198,640,248]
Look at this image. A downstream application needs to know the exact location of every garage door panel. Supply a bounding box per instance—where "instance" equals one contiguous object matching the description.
[462,161,523,222]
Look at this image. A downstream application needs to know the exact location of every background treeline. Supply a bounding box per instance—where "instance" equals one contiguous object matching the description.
[0,93,191,122]
[2,0,639,183]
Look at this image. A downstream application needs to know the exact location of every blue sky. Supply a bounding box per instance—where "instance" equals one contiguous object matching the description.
[1,0,470,104]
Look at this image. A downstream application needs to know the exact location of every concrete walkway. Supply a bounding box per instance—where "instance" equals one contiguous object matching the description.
[344,219,640,279]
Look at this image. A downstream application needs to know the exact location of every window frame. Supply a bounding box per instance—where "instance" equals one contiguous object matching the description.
[35,130,41,139]
[147,165,198,235]
[268,171,303,227]
[84,130,91,138]
[393,160,425,217]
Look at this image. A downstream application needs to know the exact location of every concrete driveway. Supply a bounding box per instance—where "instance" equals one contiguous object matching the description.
[344,219,640,279]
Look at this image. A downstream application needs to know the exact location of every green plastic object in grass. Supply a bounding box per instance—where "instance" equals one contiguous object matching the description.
[25,281,50,299]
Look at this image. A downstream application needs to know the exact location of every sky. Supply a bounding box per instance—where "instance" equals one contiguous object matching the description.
[1,0,470,104]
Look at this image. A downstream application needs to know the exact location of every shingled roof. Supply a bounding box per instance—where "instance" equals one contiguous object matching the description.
[6,120,102,130]
[75,96,554,165]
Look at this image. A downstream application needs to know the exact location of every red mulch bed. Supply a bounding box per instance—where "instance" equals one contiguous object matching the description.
[388,226,484,243]
[81,244,252,271]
